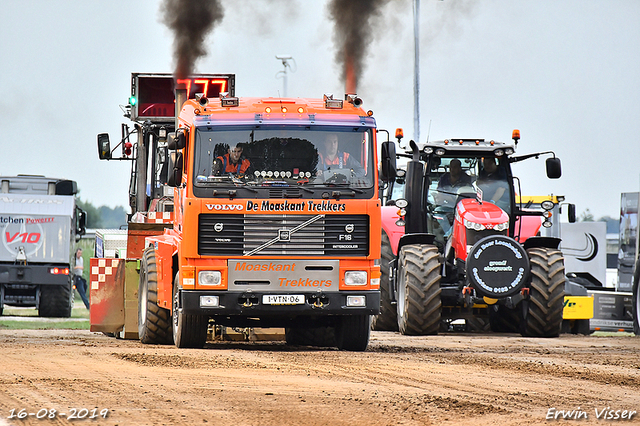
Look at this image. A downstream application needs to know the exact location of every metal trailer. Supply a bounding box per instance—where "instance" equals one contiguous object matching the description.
[0,175,86,317]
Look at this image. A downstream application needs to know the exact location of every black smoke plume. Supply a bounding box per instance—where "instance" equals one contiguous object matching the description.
[328,0,390,93]
[162,0,224,79]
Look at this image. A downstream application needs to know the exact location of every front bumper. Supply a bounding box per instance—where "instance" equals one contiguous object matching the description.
[181,290,380,317]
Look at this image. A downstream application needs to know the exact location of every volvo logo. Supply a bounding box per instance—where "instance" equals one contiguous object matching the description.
[345,224,354,233]
[206,203,244,211]
[214,223,224,232]
[279,229,291,241]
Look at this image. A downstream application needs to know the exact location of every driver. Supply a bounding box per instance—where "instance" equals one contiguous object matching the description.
[318,133,362,172]
[213,143,250,175]
[437,159,472,191]
[477,157,508,206]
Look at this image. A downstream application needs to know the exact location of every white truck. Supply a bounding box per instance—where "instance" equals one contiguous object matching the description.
[0,175,86,317]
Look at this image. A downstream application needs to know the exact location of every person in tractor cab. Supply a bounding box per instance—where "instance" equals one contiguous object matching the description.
[213,143,250,176]
[437,159,472,191]
[318,133,363,173]
[477,157,509,210]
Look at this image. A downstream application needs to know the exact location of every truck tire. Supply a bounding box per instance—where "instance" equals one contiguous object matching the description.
[489,304,521,333]
[396,244,441,335]
[172,274,209,349]
[138,247,172,344]
[371,231,398,331]
[335,315,371,351]
[521,248,565,337]
[285,327,336,347]
[633,264,640,335]
[39,282,73,318]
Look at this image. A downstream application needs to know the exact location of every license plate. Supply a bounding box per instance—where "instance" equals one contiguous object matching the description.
[262,294,305,305]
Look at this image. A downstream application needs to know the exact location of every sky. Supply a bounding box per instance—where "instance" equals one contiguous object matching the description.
[1,0,639,220]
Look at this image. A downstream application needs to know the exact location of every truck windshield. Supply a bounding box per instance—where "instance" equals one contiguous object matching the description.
[192,126,375,190]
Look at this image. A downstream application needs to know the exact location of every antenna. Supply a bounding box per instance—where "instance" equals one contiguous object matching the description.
[275,55,296,97]
[426,120,432,143]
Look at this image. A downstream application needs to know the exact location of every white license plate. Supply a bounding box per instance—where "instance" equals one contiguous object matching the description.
[262,294,305,305]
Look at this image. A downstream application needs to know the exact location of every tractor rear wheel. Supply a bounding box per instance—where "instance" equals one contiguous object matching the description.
[172,274,209,348]
[335,315,371,351]
[396,244,441,335]
[371,231,398,331]
[489,304,521,333]
[138,247,172,344]
[521,247,565,337]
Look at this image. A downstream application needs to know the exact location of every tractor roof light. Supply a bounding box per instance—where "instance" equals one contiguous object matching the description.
[512,129,521,141]
[395,128,404,139]
[494,149,504,157]
[505,148,514,155]
[435,148,446,156]
[423,146,433,154]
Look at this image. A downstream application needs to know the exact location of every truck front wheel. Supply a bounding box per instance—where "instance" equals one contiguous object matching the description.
[172,274,209,349]
[521,248,565,337]
[371,231,398,331]
[396,244,441,335]
[335,315,371,351]
[138,247,172,344]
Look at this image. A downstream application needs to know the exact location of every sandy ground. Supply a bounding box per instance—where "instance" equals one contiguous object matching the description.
[0,329,639,426]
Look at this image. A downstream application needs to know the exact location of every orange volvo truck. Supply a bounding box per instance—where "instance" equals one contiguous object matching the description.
[93,73,381,350]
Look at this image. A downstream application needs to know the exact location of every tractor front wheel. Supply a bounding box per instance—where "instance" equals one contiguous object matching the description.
[521,247,565,337]
[396,244,441,335]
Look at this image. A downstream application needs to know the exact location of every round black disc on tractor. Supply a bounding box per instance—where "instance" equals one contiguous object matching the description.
[466,235,530,298]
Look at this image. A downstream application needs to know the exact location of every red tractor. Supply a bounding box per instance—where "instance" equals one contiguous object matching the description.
[376,130,567,336]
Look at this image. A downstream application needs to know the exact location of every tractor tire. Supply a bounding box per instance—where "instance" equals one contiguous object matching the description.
[371,231,398,331]
[521,247,565,337]
[488,304,521,333]
[396,244,442,335]
[39,282,73,318]
[138,247,172,344]
[172,274,209,348]
[465,316,491,333]
[335,315,371,351]
[633,264,640,336]
[285,326,336,348]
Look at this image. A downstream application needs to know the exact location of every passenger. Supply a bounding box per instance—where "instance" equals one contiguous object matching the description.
[318,133,362,172]
[477,157,508,206]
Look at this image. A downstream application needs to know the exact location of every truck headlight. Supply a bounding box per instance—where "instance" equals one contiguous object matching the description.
[198,271,221,286]
[344,271,367,286]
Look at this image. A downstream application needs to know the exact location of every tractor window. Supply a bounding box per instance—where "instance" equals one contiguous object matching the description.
[426,156,511,243]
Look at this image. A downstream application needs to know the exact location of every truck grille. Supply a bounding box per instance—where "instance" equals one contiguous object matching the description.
[199,214,369,257]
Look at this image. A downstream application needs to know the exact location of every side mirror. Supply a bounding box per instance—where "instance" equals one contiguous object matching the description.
[77,208,87,236]
[55,180,77,196]
[380,141,397,181]
[546,157,562,179]
[97,133,111,160]
[166,152,183,187]
[567,203,576,223]
[168,129,187,150]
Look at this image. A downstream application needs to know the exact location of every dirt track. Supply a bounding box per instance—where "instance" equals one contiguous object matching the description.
[0,329,639,426]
